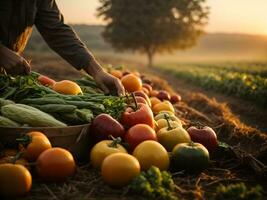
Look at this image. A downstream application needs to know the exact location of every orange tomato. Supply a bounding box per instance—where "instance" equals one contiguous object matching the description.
[150,97,161,107]
[36,148,76,182]
[101,153,140,187]
[0,164,32,197]
[132,141,170,171]
[152,101,175,114]
[150,90,159,97]
[53,80,82,95]
[110,69,123,79]
[121,74,142,92]
[22,132,52,162]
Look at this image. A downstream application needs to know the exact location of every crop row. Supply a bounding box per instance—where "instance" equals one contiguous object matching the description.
[163,68,267,106]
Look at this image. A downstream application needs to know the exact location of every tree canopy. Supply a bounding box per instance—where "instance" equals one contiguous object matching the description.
[98,0,209,67]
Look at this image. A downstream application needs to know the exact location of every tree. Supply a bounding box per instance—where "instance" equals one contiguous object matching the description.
[98,0,209,67]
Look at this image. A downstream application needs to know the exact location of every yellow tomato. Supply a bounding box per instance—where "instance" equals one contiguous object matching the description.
[90,140,127,169]
[155,118,182,132]
[152,101,175,114]
[132,141,170,171]
[101,153,140,187]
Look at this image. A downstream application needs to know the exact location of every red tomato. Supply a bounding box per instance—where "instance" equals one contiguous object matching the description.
[142,83,152,92]
[122,103,154,129]
[125,124,157,151]
[135,96,149,106]
[134,91,151,107]
[187,126,218,152]
[37,75,56,87]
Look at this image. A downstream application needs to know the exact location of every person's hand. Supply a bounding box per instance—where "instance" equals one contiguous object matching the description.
[84,59,125,96]
[0,44,31,76]
[94,70,125,96]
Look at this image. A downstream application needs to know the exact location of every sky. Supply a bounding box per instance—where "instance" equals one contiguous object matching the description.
[57,0,267,35]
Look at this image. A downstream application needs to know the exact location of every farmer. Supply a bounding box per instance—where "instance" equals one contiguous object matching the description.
[0,0,125,95]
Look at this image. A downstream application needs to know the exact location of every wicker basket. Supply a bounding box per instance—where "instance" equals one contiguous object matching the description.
[0,124,92,160]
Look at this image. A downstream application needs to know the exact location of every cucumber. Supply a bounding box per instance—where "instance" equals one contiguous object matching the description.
[0,98,14,107]
[20,97,66,105]
[65,101,104,111]
[0,116,20,127]
[76,109,94,123]
[54,112,83,125]
[29,104,77,113]
[1,104,67,127]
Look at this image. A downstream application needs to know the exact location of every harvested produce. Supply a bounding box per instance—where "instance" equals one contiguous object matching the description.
[36,148,76,182]
[122,103,154,129]
[150,97,161,107]
[142,83,152,93]
[129,166,177,200]
[187,126,218,152]
[0,164,32,197]
[154,112,179,121]
[37,75,56,87]
[125,124,157,151]
[91,114,125,141]
[0,116,20,127]
[90,139,127,168]
[172,142,210,173]
[101,153,140,187]
[156,118,181,131]
[1,104,67,127]
[53,80,83,95]
[121,74,142,92]
[0,156,30,170]
[157,90,170,101]
[152,101,175,114]
[157,116,191,151]
[18,132,52,161]
[133,141,170,171]
[170,94,181,104]
[133,91,151,107]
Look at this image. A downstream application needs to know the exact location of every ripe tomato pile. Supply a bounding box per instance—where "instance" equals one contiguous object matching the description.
[90,69,219,187]
[0,69,219,198]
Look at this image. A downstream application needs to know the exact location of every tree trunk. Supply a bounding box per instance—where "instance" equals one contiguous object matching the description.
[147,50,154,68]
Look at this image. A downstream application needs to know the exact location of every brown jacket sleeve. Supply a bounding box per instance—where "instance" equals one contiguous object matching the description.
[35,0,94,70]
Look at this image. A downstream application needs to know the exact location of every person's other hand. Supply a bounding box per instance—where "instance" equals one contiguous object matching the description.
[94,70,125,96]
[0,44,31,76]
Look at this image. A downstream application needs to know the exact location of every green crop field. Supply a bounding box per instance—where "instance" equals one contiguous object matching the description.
[157,62,267,106]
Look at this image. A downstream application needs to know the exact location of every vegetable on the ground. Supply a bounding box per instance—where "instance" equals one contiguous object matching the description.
[172,142,210,173]
[133,141,170,171]
[36,148,76,182]
[101,153,140,187]
[129,166,178,200]
[90,138,127,168]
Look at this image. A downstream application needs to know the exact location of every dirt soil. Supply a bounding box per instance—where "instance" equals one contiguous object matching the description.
[16,54,267,200]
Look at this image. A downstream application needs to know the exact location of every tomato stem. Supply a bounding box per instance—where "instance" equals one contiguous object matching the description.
[16,135,32,147]
[131,93,138,111]
[164,114,172,131]
[108,135,122,148]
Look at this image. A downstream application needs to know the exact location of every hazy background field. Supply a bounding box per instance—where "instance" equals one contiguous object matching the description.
[24,25,267,65]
